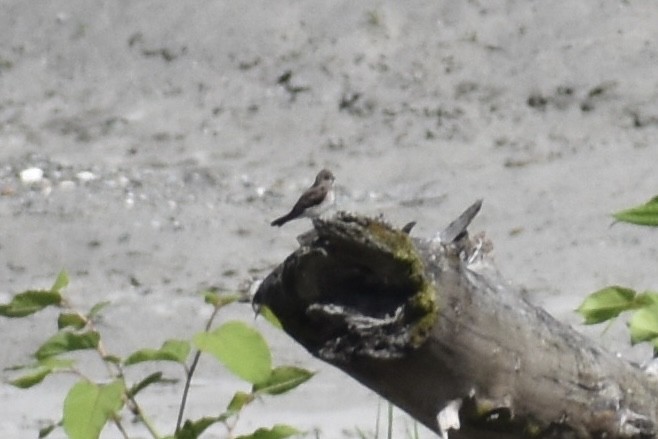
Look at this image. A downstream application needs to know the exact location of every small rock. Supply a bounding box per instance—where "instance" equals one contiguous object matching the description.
[125,192,135,207]
[1,185,15,196]
[20,167,44,184]
[117,175,130,187]
[240,174,253,187]
[59,180,76,190]
[76,171,96,182]
[41,180,53,196]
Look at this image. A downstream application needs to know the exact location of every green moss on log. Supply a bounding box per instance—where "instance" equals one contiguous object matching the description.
[365,218,438,348]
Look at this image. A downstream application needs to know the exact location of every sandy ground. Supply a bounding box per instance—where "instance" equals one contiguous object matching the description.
[1,1,658,438]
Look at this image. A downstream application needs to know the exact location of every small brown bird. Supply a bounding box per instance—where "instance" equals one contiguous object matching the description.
[271,169,336,227]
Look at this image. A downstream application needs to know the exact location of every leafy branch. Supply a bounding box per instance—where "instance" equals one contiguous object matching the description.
[1,273,313,439]
[577,195,658,350]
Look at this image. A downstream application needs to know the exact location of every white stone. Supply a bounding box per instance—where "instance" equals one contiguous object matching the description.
[76,171,96,182]
[59,181,76,190]
[19,167,44,184]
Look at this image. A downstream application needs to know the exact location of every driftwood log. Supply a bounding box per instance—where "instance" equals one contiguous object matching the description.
[253,201,658,438]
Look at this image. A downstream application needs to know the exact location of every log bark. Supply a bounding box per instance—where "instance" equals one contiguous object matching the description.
[253,202,658,438]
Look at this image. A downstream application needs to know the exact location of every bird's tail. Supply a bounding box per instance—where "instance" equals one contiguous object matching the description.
[271,213,293,227]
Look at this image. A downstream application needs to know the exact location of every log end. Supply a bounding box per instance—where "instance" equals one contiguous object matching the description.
[253,212,438,361]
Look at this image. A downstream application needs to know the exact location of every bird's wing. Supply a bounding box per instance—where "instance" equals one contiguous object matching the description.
[291,184,328,210]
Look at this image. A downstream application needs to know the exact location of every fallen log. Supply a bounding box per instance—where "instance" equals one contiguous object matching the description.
[253,201,658,438]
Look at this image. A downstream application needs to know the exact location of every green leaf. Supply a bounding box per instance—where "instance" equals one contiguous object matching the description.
[39,357,77,369]
[127,371,164,398]
[58,313,87,330]
[576,286,637,324]
[235,424,301,439]
[0,290,62,317]
[63,380,124,439]
[8,357,76,388]
[88,301,111,320]
[253,366,314,395]
[630,304,658,344]
[613,196,658,226]
[35,330,100,360]
[193,321,271,384]
[259,306,283,330]
[6,356,74,370]
[634,292,658,307]
[175,412,236,439]
[51,270,70,292]
[124,339,191,366]
[227,391,254,411]
[203,291,241,308]
[103,355,122,364]
[176,416,224,439]
[9,366,52,388]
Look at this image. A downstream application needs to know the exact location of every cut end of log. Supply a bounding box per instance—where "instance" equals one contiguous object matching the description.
[253,211,438,362]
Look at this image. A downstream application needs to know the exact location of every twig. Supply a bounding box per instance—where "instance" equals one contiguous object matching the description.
[175,303,222,434]
[112,414,131,439]
[62,298,161,438]
[126,390,161,439]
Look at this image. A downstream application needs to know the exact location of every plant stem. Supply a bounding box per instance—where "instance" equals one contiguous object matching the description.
[176,350,202,433]
[175,303,222,434]
[127,393,162,439]
[64,298,161,438]
[375,398,381,439]
[112,415,131,439]
[225,408,241,439]
[387,402,393,439]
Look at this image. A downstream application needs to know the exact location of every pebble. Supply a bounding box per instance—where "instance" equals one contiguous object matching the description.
[41,181,53,196]
[19,167,44,184]
[240,174,252,187]
[76,171,96,182]
[117,175,130,187]
[59,180,76,190]
[125,192,135,207]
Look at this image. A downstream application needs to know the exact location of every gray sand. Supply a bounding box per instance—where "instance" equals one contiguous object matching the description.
[1,1,658,437]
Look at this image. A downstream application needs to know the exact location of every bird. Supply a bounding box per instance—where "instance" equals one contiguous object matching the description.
[271,169,336,227]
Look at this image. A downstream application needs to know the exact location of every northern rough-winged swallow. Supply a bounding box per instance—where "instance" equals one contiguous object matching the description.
[271,169,335,227]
